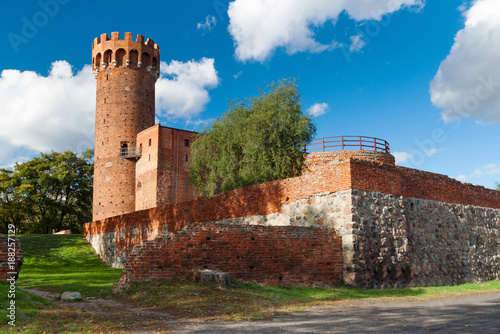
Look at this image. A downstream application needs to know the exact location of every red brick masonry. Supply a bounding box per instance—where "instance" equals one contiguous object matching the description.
[113,223,343,291]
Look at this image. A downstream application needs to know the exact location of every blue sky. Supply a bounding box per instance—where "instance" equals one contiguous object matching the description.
[1,0,499,189]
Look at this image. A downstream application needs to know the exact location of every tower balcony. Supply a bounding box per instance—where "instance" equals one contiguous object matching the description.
[120,147,142,159]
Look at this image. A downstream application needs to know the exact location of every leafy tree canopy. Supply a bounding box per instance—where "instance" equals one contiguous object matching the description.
[495,182,500,191]
[189,78,316,197]
[0,149,93,234]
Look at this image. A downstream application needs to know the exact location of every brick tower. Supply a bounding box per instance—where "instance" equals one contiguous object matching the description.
[91,32,160,221]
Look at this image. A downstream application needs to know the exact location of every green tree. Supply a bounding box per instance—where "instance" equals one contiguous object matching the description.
[0,149,93,234]
[0,169,30,234]
[495,182,500,191]
[189,79,316,197]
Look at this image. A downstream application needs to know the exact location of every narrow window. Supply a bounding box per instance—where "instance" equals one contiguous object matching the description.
[185,155,188,162]
[149,138,152,146]
[184,139,189,147]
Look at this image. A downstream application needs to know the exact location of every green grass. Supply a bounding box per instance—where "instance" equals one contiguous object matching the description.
[0,283,52,327]
[0,282,126,333]
[1,234,125,332]
[15,234,123,297]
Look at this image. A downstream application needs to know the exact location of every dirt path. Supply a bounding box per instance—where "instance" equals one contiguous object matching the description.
[22,289,500,333]
[22,288,174,332]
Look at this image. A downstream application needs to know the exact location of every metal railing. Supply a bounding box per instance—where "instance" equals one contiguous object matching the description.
[305,136,390,154]
[120,147,142,158]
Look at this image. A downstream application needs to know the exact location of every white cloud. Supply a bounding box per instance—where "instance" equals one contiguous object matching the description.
[423,148,439,157]
[455,163,500,182]
[227,0,424,62]
[350,34,366,52]
[307,103,329,117]
[392,151,412,164]
[197,15,217,32]
[430,0,500,124]
[0,58,219,167]
[0,61,95,167]
[156,58,220,119]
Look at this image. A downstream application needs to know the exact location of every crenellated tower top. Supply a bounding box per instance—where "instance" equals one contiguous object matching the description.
[91,32,160,80]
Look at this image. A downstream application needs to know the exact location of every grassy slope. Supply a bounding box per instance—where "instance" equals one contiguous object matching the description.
[1,234,123,331]
[16,234,122,296]
[0,283,52,327]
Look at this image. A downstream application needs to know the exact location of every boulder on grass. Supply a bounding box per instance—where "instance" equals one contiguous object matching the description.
[61,292,82,301]
[193,270,232,289]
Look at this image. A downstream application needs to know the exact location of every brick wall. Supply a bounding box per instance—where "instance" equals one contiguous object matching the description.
[157,127,197,205]
[0,237,23,283]
[136,125,160,211]
[113,222,343,291]
[135,126,198,211]
[84,161,352,268]
[349,159,500,209]
[304,151,395,173]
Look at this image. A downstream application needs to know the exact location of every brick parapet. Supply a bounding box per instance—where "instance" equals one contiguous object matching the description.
[349,159,500,209]
[304,151,395,173]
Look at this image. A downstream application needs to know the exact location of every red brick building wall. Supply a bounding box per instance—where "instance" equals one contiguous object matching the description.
[113,223,343,291]
[135,125,198,211]
[157,127,197,205]
[135,125,160,211]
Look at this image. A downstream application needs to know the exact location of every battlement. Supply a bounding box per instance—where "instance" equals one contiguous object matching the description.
[91,32,160,79]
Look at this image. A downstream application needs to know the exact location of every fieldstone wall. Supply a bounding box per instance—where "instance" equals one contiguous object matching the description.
[341,190,500,288]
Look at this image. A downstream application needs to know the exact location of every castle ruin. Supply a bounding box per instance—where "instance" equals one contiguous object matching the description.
[84,33,500,291]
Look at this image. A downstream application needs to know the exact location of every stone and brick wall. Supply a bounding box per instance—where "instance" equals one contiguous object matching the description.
[84,160,352,268]
[0,237,23,283]
[85,155,500,289]
[113,222,343,291]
